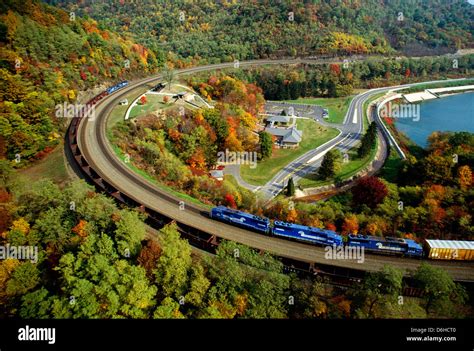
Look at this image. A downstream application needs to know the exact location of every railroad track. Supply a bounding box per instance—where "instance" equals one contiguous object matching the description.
[68,59,474,282]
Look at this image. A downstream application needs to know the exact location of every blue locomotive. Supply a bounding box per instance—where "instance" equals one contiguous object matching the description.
[210,206,270,234]
[210,206,424,258]
[347,234,423,257]
[107,81,129,95]
[273,221,343,246]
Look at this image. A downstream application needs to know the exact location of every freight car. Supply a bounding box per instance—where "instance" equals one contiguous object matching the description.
[85,81,129,108]
[425,240,474,260]
[273,221,343,246]
[347,234,423,258]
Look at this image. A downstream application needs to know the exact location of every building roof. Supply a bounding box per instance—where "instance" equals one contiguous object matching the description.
[265,127,290,137]
[266,115,291,123]
[265,126,302,144]
[283,127,302,143]
[209,170,224,179]
[425,240,474,250]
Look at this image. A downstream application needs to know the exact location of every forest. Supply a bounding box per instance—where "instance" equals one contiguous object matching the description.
[0,0,473,321]
[1,0,473,165]
[263,131,474,242]
[0,0,161,163]
[111,74,264,208]
[229,55,474,100]
[53,0,473,64]
[0,174,469,319]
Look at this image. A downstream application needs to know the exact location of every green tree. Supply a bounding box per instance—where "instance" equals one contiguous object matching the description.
[6,262,40,296]
[0,160,13,187]
[289,278,333,318]
[153,297,185,319]
[184,263,210,308]
[318,149,342,179]
[422,154,452,184]
[162,67,175,90]
[413,263,467,317]
[358,121,377,158]
[114,210,146,257]
[154,223,193,299]
[51,233,157,318]
[353,265,403,318]
[205,240,289,319]
[286,177,295,196]
[259,131,273,159]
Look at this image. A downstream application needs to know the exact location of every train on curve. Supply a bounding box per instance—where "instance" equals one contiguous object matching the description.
[75,81,472,262]
[86,80,129,107]
[210,206,473,260]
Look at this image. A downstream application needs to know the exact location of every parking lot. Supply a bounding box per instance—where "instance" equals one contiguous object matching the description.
[264,101,328,120]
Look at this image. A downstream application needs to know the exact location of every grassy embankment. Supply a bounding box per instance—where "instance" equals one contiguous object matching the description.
[240,119,339,185]
[297,93,386,189]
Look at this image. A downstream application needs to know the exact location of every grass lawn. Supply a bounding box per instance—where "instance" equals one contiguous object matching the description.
[298,94,381,189]
[107,86,150,128]
[380,147,403,183]
[298,145,376,188]
[16,143,71,187]
[284,96,354,124]
[129,94,173,119]
[108,81,199,128]
[240,119,339,185]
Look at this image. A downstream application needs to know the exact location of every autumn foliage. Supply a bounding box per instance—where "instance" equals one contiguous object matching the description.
[352,177,388,209]
[342,215,359,235]
[72,219,88,238]
[137,240,162,279]
[224,193,237,208]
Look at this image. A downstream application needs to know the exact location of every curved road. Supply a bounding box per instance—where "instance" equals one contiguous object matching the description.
[75,59,474,281]
[252,79,469,199]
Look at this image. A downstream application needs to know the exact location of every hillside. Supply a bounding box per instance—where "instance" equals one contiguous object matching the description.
[54,0,474,65]
[0,0,161,162]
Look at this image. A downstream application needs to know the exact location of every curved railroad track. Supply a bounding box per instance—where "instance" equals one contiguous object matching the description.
[68,59,474,282]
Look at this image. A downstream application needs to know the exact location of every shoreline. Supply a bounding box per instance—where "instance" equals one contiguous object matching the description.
[393,90,474,149]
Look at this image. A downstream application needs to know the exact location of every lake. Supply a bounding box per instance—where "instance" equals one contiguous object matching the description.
[393,92,474,148]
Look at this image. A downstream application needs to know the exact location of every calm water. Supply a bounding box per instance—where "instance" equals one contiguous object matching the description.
[394,92,474,148]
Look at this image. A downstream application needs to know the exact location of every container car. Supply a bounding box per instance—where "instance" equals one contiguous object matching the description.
[425,240,474,260]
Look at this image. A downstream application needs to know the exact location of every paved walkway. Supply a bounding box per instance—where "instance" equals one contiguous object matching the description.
[223,164,260,192]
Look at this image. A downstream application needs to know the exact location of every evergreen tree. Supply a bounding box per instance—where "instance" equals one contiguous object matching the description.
[286,177,295,196]
[358,122,378,158]
[318,149,342,179]
[259,131,273,159]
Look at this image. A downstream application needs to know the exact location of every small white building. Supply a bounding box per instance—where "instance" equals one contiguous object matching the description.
[209,169,224,181]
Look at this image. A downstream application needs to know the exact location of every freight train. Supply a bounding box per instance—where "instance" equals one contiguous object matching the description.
[73,82,472,262]
[86,81,129,107]
[210,206,425,258]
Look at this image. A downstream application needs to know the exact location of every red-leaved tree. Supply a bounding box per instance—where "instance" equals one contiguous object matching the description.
[351,176,388,209]
[224,193,237,208]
